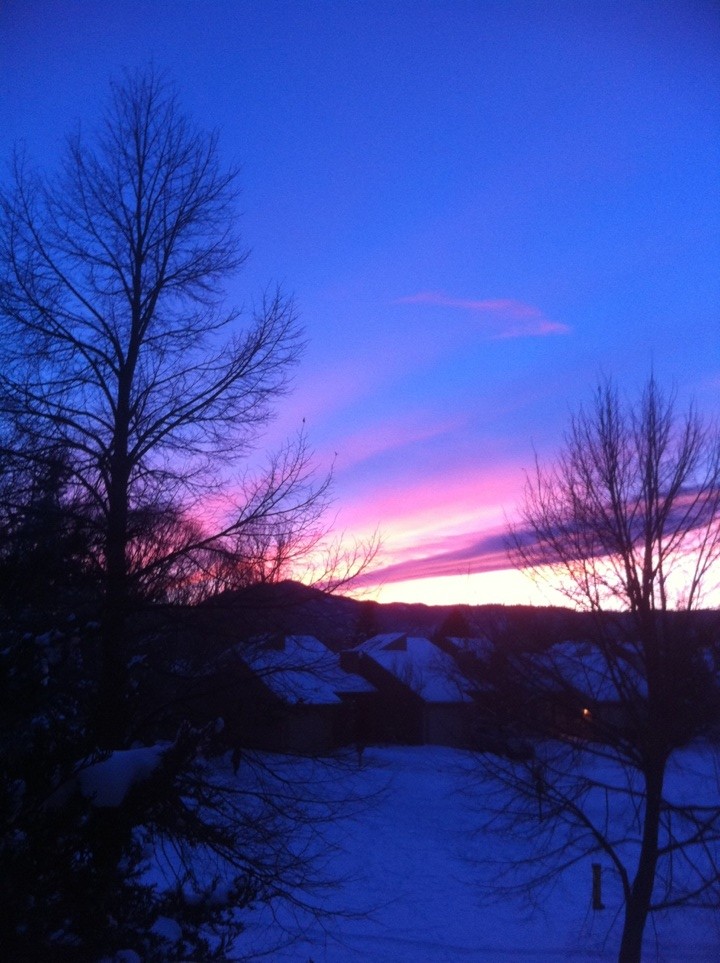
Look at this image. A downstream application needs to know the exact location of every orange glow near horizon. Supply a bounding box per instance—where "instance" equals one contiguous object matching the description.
[348,567,570,609]
[353,551,720,611]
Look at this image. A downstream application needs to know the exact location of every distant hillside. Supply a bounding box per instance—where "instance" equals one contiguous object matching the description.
[200,580,596,650]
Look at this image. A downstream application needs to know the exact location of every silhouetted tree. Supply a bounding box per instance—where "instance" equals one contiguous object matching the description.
[434,606,472,643]
[475,378,720,963]
[0,612,356,961]
[0,68,372,959]
[0,69,335,743]
[0,446,98,617]
[353,599,381,644]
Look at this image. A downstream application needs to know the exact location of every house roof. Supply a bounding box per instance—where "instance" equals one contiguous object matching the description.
[445,636,495,661]
[354,632,408,654]
[528,640,647,702]
[242,634,375,705]
[357,635,472,703]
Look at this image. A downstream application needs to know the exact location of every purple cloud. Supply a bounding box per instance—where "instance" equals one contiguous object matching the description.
[394,291,570,338]
[353,528,515,588]
[353,484,720,592]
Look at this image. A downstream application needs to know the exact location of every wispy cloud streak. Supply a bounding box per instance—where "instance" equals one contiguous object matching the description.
[394,291,570,338]
[354,528,513,587]
[355,486,720,590]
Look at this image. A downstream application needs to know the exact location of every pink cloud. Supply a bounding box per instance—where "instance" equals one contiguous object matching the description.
[350,482,720,594]
[333,458,528,593]
[326,446,538,593]
[394,291,570,338]
[351,526,515,588]
[339,458,525,532]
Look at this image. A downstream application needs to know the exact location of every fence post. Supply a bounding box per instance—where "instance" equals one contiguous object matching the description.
[592,862,605,910]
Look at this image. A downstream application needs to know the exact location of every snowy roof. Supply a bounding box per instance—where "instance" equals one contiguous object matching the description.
[243,635,375,705]
[78,745,168,807]
[446,636,495,662]
[353,632,408,654]
[367,636,472,703]
[528,640,647,703]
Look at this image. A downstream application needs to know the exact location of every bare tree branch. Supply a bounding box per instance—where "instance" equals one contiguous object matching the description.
[470,377,720,963]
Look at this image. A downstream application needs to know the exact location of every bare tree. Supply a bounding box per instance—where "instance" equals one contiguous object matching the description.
[0,69,337,743]
[0,68,378,959]
[474,378,720,963]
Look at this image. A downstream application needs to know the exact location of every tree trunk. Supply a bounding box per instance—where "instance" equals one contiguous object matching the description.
[618,763,664,963]
[97,416,131,747]
[98,556,128,746]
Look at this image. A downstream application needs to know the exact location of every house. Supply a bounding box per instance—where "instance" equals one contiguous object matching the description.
[521,639,647,740]
[231,634,377,752]
[341,633,473,746]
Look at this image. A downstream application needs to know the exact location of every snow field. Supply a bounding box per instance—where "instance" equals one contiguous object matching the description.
[232,745,720,962]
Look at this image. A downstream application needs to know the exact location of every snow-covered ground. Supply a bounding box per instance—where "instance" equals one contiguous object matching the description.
[232,745,720,962]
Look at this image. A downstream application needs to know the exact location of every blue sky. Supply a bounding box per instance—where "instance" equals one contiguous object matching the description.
[2,1,719,604]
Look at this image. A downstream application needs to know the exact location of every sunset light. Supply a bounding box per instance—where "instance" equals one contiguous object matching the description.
[356,567,568,609]
[3,5,719,961]
[2,2,718,610]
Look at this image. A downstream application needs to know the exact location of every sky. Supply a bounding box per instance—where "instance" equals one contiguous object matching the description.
[2,1,719,607]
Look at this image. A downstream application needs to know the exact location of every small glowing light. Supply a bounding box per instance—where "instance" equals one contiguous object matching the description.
[582,707,592,720]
